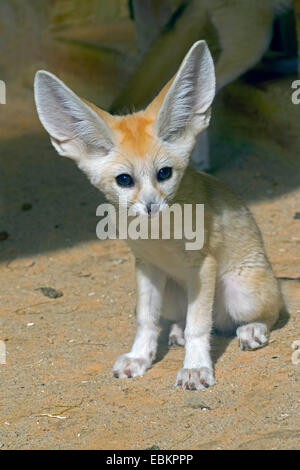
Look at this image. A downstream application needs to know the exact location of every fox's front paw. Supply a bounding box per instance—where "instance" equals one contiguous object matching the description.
[175,367,215,391]
[113,354,150,379]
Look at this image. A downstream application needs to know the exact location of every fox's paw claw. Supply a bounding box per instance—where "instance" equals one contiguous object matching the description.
[237,322,269,351]
[175,367,215,391]
[113,354,149,379]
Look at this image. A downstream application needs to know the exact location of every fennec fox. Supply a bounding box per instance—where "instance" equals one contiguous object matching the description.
[34,41,283,390]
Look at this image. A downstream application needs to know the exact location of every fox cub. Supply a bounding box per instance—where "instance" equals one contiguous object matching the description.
[34,41,282,390]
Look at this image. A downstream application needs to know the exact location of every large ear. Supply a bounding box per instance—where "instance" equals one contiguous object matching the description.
[153,40,215,143]
[34,71,115,159]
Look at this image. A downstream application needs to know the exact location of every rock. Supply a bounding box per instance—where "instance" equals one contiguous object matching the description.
[38,287,63,299]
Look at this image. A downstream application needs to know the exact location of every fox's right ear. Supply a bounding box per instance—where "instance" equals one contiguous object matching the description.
[151,41,215,144]
[34,71,115,160]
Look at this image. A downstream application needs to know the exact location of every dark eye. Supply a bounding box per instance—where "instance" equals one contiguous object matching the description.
[115,173,134,187]
[157,167,172,182]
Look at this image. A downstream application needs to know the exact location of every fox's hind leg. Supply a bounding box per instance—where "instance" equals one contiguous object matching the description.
[169,322,185,346]
[162,279,187,346]
[214,266,283,350]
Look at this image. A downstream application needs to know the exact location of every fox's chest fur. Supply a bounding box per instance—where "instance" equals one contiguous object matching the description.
[128,237,190,285]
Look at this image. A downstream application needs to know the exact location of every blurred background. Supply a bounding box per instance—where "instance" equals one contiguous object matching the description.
[0,0,300,450]
[0,0,299,133]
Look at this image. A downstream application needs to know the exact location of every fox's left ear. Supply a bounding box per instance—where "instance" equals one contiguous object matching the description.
[153,40,215,143]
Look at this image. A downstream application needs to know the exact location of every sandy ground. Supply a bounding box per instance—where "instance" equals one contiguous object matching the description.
[0,77,299,450]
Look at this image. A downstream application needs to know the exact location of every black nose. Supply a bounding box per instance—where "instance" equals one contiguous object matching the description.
[146,203,152,214]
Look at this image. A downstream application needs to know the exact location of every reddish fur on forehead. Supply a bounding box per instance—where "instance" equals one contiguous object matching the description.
[108,74,175,156]
[110,113,155,157]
